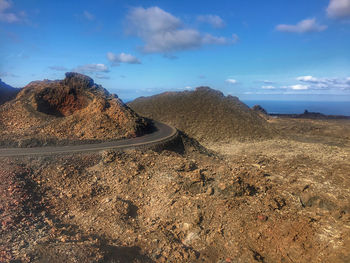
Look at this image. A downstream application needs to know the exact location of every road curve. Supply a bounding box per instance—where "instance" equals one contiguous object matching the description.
[0,121,178,157]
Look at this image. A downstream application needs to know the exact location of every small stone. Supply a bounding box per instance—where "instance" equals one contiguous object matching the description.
[206,187,214,195]
[218,183,226,191]
[257,214,268,222]
[159,257,167,263]
[182,222,191,231]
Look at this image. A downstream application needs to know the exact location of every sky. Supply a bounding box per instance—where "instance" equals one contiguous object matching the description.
[1,0,350,102]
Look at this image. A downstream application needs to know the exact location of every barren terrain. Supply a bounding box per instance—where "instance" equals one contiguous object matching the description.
[1,116,350,262]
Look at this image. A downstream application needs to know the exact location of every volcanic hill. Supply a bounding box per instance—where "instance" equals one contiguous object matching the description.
[0,73,149,146]
[129,87,275,143]
[0,79,20,106]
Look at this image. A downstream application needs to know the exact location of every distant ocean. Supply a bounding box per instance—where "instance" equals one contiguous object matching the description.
[243,100,350,116]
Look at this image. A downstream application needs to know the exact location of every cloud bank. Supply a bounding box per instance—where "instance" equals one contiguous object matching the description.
[258,76,350,93]
[125,6,237,54]
[260,76,350,92]
[0,0,23,23]
[107,52,141,65]
[276,18,327,33]
[296,75,350,90]
[197,15,225,28]
[327,0,350,19]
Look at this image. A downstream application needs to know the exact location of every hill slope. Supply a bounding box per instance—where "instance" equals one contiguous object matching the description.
[129,87,275,142]
[0,79,20,105]
[0,73,149,146]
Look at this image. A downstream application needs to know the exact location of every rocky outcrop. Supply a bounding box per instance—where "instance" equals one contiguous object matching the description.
[0,73,149,146]
[252,105,268,115]
[129,87,276,143]
[0,79,20,105]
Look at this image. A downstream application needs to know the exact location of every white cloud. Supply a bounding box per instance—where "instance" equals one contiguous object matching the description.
[83,10,95,21]
[289,84,309,90]
[261,80,275,84]
[125,6,236,54]
[0,0,10,12]
[73,63,109,73]
[184,86,192,90]
[197,14,225,28]
[327,0,350,19]
[107,52,141,65]
[145,28,202,53]
[297,75,319,82]
[261,85,276,89]
[276,18,327,33]
[296,75,350,90]
[0,0,21,23]
[251,76,350,94]
[126,6,181,39]
[226,78,237,84]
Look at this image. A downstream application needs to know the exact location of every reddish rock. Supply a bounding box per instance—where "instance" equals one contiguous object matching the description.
[0,72,149,145]
[257,214,268,222]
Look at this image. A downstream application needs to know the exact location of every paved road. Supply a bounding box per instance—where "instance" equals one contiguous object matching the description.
[0,121,177,157]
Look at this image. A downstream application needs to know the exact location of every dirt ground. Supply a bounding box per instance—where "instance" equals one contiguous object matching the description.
[1,117,350,262]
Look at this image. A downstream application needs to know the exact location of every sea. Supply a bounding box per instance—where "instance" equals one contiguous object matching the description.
[243,100,350,116]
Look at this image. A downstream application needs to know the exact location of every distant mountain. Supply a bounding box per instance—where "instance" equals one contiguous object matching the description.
[0,79,20,105]
[129,87,276,143]
[270,110,350,120]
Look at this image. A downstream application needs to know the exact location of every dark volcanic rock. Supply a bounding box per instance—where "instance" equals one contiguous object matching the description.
[270,109,350,120]
[252,105,268,115]
[0,79,20,105]
[64,72,95,88]
[129,87,275,142]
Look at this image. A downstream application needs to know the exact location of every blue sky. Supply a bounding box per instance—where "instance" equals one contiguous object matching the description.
[1,0,350,101]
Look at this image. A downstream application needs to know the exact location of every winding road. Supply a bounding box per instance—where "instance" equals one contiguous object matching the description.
[0,121,177,157]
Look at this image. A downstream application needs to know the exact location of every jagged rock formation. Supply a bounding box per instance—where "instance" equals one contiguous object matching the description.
[0,73,149,146]
[252,105,269,120]
[252,105,268,115]
[0,79,20,105]
[129,87,275,143]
